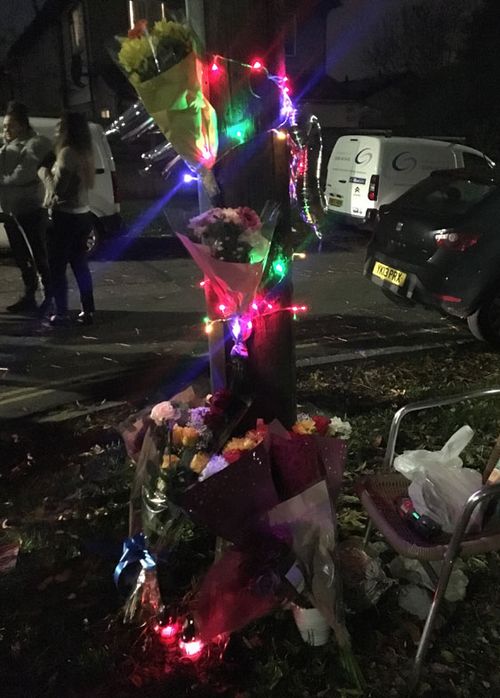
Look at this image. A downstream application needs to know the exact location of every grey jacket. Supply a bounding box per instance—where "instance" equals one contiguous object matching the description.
[0,129,52,216]
[39,146,92,214]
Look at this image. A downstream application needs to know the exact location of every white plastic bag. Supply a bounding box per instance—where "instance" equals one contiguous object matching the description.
[394,425,483,533]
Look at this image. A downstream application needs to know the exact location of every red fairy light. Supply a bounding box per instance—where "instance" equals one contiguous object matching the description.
[218,303,226,313]
[179,638,204,659]
[210,61,219,72]
[199,280,206,287]
[160,623,180,643]
[251,59,263,71]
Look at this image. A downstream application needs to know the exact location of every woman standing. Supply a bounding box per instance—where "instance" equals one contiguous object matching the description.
[39,112,95,326]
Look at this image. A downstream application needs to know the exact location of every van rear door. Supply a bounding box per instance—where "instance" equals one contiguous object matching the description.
[325,136,380,219]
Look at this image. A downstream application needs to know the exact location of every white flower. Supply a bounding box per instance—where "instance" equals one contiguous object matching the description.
[198,454,230,481]
[328,416,352,440]
[151,401,179,425]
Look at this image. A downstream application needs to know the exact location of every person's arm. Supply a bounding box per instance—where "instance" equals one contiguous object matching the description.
[0,136,52,186]
[39,147,78,204]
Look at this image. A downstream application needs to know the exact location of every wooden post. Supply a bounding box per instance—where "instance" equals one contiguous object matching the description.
[186,0,296,427]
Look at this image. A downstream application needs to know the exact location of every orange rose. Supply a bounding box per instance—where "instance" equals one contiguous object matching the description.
[172,424,183,447]
[292,419,316,435]
[161,453,180,469]
[182,426,199,447]
[190,452,210,474]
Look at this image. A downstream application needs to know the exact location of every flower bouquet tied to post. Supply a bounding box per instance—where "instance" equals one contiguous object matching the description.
[188,206,268,263]
[178,202,279,327]
[117,16,218,174]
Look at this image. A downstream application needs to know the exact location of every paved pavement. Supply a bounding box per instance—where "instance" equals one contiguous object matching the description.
[0,237,472,420]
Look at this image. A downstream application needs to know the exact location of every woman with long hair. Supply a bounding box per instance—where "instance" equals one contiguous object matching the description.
[38,111,96,325]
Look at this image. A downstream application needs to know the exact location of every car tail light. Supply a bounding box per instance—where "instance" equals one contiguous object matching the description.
[368,175,379,201]
[111,171,120,203]
[434,229,480,252]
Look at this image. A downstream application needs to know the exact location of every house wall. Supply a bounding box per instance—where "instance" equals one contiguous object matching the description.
[1,23,65,116]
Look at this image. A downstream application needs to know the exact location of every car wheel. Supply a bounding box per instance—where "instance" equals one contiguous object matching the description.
[466,291,500,347]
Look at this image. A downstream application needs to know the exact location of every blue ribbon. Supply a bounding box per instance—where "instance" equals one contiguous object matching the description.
[113,532,156,593]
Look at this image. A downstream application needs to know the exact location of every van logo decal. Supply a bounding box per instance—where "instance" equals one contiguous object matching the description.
[354,148,373,165]
[392,152,417,172]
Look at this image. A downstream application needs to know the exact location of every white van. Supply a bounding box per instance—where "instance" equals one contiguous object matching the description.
[325,135,495,222]
[0,116,122,253]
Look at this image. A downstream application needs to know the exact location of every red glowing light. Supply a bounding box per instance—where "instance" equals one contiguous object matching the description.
[210,61,219,72]
[160,623,179,643]
[251,302,258,310]
[251,59,263,70]
[179,638,204,659]
[267,303,273,310]
[218,304,226,312]
[199,280,206,287]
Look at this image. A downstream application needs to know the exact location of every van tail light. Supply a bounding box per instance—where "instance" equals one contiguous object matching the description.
[111,171,120,204]
[434,229,480,252]
[368,175,379,201]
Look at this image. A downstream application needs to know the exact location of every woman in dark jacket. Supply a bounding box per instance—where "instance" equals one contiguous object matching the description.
[39,112,95,326]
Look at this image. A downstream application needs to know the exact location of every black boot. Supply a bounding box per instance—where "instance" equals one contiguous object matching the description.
[6,296,38,313]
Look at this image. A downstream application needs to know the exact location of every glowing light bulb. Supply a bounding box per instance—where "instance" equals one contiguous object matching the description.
[251,59,263,70]
[251,302,258,311]
[199,280,206,287]
[218,304,226,312]
[179,638,204,660]
[205,323,213,335]
[160,623,179,644]
[211,61,219,72]
[275,130,287,140]
[183,173,197,183]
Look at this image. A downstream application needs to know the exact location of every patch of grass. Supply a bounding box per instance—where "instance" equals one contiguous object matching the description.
[1,346,500,697]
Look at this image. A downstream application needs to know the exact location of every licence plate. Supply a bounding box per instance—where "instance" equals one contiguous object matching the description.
[329,197,342,207]
[372,261,407,287]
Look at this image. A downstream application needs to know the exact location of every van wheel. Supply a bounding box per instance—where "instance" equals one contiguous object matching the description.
[86,219,101,258]
[466,291,500,347]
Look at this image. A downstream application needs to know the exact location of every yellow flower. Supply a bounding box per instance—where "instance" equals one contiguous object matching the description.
[161,453,180,469]
[292,419,316,435]
[172,424,184,448]
[181,426,199,447]
[118,36,152,75]
[190,452,210,474]
[153,19,192,51]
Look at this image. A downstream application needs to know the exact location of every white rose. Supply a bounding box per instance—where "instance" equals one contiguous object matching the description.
[329,416,352,440]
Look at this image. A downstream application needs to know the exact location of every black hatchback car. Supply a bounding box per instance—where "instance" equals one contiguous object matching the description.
[364,169,500,346]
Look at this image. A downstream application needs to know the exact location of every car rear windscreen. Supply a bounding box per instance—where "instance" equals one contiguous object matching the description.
[392,175,497,217]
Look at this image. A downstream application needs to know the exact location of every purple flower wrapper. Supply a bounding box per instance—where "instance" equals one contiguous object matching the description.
[181,443,280,545]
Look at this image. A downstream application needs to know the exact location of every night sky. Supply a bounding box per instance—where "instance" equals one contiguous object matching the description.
[0,0,452,79]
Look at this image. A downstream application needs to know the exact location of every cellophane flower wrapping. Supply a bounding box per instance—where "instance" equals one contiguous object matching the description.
[118,19,218,171]
[178,202,279,317]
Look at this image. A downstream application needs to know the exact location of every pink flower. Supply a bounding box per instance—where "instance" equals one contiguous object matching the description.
[237,207,261,231]
[150,401,178,425]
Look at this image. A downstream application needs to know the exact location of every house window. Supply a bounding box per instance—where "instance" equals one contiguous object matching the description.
[68,3,89,90]
[285,14,297,57]
[129,1,167,28]
[69,4,85,53]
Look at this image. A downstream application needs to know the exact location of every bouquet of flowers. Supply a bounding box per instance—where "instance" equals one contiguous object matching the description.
[121,394,364,685]
[178,202,279,321]
[187,207,268,263]
[117,18,218,171]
